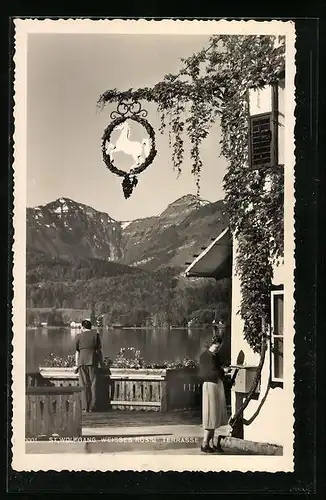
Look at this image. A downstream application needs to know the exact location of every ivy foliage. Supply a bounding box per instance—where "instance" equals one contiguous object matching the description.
[98,35,285,352]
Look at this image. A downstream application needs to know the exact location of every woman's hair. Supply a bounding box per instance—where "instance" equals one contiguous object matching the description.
[211,334,222,346]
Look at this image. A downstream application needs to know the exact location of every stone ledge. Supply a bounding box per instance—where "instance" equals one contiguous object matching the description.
[219,436,283,456]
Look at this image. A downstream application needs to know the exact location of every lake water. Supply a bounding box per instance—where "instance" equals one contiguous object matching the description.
[26,327,230,371]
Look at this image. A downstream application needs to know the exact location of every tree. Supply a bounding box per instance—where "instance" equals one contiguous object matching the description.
[26,266,233,330]
[90,302,97,326]
[151,268,179,327]
[26,309,36,326]
[98,35,285,352]
[190,309,215,325]
[47,308,64,327]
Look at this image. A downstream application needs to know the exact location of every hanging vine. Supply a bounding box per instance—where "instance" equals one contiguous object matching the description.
[97,35,286,352]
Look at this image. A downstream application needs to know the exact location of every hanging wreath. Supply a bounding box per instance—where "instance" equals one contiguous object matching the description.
[101,111,157,199]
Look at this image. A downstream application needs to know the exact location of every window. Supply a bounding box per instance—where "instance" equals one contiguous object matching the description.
[248,85,279,169]
[271,290,284,381]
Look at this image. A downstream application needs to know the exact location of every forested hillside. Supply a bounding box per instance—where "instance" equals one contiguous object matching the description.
[27,259,231,327]
[26,195,231,327]
[26,249,140,285]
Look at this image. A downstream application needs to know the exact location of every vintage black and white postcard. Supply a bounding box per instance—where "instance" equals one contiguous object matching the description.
[12,19,296,472]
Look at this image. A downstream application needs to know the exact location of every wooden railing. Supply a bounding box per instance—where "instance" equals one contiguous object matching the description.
[110,370,165,411]
[26,367,232,439]
[165,369,202,411]
[37,367,232,413]
[26,386,82,438]
[39,367,204,412]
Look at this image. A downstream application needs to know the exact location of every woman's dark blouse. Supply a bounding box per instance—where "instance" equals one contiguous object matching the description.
[199,350,225,383]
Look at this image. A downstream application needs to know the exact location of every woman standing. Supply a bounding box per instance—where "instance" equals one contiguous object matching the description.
[199,334,228,453]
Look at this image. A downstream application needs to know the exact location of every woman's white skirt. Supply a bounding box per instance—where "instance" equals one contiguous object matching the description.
[202,380,228,430]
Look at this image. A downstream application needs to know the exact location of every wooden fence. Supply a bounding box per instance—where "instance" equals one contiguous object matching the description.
[26,386,82,438]
[38,367,204,412]
[26,368,232,437]
[37,367,232,411]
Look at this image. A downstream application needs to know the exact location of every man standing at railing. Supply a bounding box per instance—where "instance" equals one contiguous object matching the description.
[74,319,105,412]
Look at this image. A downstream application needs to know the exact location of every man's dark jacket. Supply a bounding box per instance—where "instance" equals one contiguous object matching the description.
[76,329,102,367]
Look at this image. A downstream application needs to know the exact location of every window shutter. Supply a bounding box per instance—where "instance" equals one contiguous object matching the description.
[248,84,279,170]
[249,113,273,168]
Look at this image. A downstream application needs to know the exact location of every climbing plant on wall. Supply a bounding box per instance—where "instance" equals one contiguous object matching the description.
[98,35,285,353]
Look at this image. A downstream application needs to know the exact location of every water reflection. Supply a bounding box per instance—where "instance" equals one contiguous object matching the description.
[26,326,230,370]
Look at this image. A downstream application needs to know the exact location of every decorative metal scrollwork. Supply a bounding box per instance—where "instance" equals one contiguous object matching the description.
[110,100,148,120]
[101,100,157,199]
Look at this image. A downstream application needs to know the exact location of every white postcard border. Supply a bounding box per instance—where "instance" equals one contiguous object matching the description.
[12,18,296,472]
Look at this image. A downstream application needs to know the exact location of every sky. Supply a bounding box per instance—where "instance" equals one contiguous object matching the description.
[27,34,228,221]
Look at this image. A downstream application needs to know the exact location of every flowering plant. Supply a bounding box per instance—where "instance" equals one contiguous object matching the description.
[110,347,145,369]
[145,358,199,369]
[43,353,75,368]
[109,348,199,369]
[43,349,199,370]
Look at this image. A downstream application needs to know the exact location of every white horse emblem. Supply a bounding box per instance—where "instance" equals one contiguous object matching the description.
[106,121,150,169]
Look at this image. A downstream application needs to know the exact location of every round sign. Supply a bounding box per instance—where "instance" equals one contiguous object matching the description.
[101,115,157,178]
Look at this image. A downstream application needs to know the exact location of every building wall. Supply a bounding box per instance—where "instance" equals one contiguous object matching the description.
[248,86,272,115]
[231,239,286,446]
[230,81,287,447]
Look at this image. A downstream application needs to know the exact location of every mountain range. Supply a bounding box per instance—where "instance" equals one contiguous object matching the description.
[26,195,231,325]
[27,194,228,274]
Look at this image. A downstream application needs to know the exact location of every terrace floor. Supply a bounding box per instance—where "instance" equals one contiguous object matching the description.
[26,410,242,454]
[82,409,202,427]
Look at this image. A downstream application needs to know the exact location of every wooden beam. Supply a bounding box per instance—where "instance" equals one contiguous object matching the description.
[26,386,82,395]
[110,374,166,381]
[110,400,160,407]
